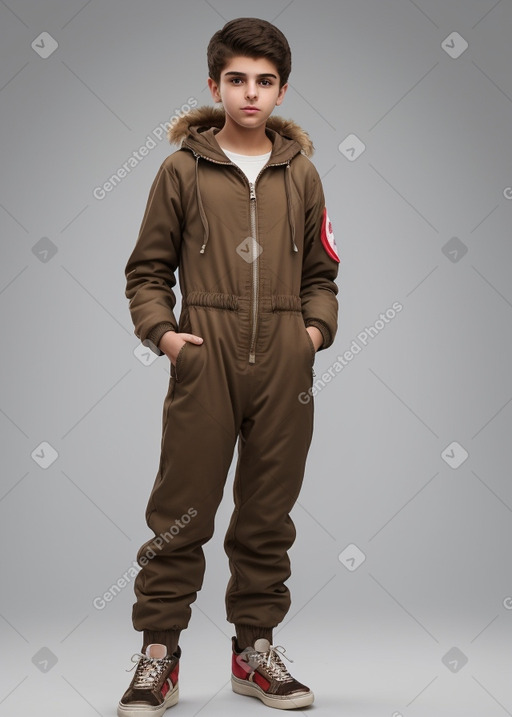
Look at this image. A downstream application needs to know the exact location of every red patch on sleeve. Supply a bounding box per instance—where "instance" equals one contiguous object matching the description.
[320,208,340,262]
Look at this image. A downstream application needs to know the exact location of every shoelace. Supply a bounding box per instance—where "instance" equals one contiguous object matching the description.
[126,653,172,689]
[251,644,294,683]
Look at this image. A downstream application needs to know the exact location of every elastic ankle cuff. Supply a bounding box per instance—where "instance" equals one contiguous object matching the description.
[235,624,274,650]
[142,629,181,655]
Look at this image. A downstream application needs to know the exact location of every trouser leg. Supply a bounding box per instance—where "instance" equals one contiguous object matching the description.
[132,336,239,638]
[224,314,315,630]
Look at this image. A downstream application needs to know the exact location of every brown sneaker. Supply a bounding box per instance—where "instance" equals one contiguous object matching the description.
[117,643,180,716]
[231,637,314,709]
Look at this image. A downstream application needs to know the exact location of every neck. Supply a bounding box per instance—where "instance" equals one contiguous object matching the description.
[215,117,272,155]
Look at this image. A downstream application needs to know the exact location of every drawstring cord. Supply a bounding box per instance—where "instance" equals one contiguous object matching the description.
[194,155,297,255]
[195,156,210,254]
[284,163,298,253]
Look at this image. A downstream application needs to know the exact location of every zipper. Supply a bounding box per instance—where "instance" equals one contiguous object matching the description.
[246,163,289,364]
[248,181,258,364]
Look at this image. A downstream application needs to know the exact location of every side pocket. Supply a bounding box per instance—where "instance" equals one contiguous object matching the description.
[304,328,316,365]
[174,342,188,382]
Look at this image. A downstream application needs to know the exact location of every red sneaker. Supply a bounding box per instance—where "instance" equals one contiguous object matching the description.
[231,637,314,709]
[117,643,180,716]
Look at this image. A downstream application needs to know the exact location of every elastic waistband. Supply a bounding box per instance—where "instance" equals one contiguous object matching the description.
[185,291,301,313]
[186,291,238,310]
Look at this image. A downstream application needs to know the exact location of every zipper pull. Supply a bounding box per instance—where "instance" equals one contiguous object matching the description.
[249,183,256,200]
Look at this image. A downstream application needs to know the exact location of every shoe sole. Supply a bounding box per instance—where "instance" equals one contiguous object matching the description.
[231,675,314,710]
[117,683,179,717]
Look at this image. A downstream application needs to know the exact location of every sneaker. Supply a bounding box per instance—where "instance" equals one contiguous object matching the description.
[231,636,314,710]
[117,643,180,717]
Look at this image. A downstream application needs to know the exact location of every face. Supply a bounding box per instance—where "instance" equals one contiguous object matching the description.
[208,55,288,130]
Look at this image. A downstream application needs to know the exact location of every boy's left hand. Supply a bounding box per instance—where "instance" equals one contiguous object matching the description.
[306,326,323,352]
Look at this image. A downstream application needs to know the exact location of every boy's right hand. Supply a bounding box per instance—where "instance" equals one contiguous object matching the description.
[159,330,204,365]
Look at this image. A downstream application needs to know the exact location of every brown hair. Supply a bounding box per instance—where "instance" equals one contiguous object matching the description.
[207,17,291,88]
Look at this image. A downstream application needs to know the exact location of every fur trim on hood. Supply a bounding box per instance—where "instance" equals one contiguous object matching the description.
[168,105,314,157]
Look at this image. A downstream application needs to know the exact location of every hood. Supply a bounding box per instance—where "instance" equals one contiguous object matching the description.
[167,105,314,161]
[167,105,313,256]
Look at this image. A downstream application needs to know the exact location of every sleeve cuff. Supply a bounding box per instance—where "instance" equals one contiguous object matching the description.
[305,319,331,350]
[144,322,176,356]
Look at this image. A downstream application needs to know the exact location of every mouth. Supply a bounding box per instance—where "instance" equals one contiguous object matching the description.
[241,107,260,113]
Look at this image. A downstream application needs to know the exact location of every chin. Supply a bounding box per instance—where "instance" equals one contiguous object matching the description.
[239,114,267,125]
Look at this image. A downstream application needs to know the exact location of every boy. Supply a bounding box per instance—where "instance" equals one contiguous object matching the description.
[118,17,339,715]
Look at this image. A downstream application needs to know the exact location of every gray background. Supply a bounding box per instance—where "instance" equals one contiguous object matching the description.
[1,0,511,715]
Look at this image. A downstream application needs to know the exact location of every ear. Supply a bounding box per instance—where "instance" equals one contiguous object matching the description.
[207,77,222,103]
[274,82,288,107]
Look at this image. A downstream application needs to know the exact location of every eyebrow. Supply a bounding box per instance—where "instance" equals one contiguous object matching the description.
[224,71,277,79]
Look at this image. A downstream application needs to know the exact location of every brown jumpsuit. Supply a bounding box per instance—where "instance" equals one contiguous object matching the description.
[125,106,339,639]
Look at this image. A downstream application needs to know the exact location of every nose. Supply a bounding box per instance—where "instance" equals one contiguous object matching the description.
[245,81,258,100]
